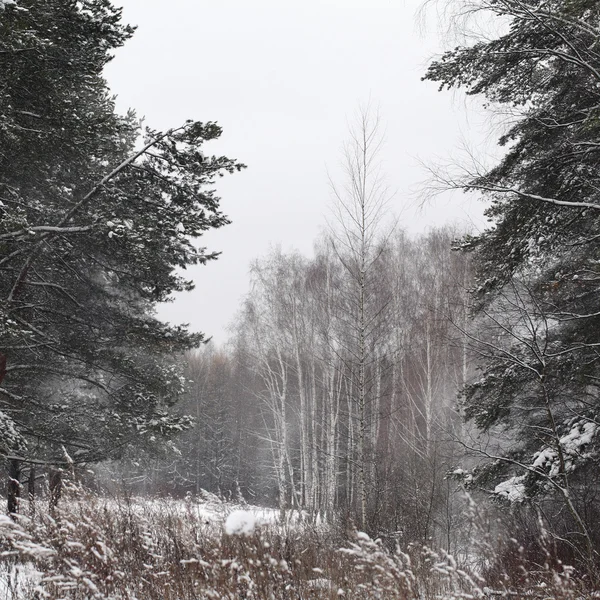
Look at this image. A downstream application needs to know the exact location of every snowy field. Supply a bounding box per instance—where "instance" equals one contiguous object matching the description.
[101,492,313,535]
[0,492,334,600]
[0,492,585,600]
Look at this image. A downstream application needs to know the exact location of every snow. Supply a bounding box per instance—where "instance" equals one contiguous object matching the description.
[0,561,43,600]
[225,510,257,535]
[451,468,473,484]
[532,420,597,477]
[0,410,27,454]
[533,447,557,472]
[64,493,297,540]
[494,475,526,502]
[560,421,596,453]
[495,421,598,503]
[306,577,333,589]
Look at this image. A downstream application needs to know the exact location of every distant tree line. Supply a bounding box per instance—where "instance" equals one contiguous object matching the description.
[120,222,472,553]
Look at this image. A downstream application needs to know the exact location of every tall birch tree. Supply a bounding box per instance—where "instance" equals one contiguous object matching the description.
[328,106,394,529]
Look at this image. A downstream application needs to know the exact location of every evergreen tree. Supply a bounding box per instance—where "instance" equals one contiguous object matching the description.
[425,0,600,566]
[0,0,243,493]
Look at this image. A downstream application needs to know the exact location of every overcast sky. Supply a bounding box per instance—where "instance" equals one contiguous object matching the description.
[105,0,492,344]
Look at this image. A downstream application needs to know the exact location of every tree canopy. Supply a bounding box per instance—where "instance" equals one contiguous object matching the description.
[0,0,244,471]
[425,0,600,567]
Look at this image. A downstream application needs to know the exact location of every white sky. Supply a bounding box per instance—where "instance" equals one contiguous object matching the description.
[105,0,493,344]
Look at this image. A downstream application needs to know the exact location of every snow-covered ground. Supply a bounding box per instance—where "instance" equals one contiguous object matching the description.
[101,491,310,535]
[0,492,582,600]
[0,492,322,600]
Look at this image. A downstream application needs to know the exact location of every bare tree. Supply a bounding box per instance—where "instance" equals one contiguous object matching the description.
[328,105,395,529]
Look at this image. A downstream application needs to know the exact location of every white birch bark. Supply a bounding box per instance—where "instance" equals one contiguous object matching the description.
[328,106,394,529]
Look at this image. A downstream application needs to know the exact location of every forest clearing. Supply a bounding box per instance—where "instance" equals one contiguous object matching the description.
[2,0,600,597]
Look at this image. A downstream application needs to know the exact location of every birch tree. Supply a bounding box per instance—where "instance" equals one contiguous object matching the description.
[328,106,395,529]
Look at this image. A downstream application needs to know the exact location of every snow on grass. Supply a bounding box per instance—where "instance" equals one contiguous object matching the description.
[0,563,42,600]
[0,490,586,600]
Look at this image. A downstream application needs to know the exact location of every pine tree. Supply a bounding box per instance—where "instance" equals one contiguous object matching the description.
[0,0,243,499]
[425,0,600,566]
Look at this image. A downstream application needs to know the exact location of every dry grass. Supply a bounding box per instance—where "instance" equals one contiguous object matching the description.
[0,487,591,599]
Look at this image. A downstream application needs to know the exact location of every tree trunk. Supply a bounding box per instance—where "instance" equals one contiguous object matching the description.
[28,465,36,516]
[292,303,309,508]
[7,459,21,516]
[49,468,62,510]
